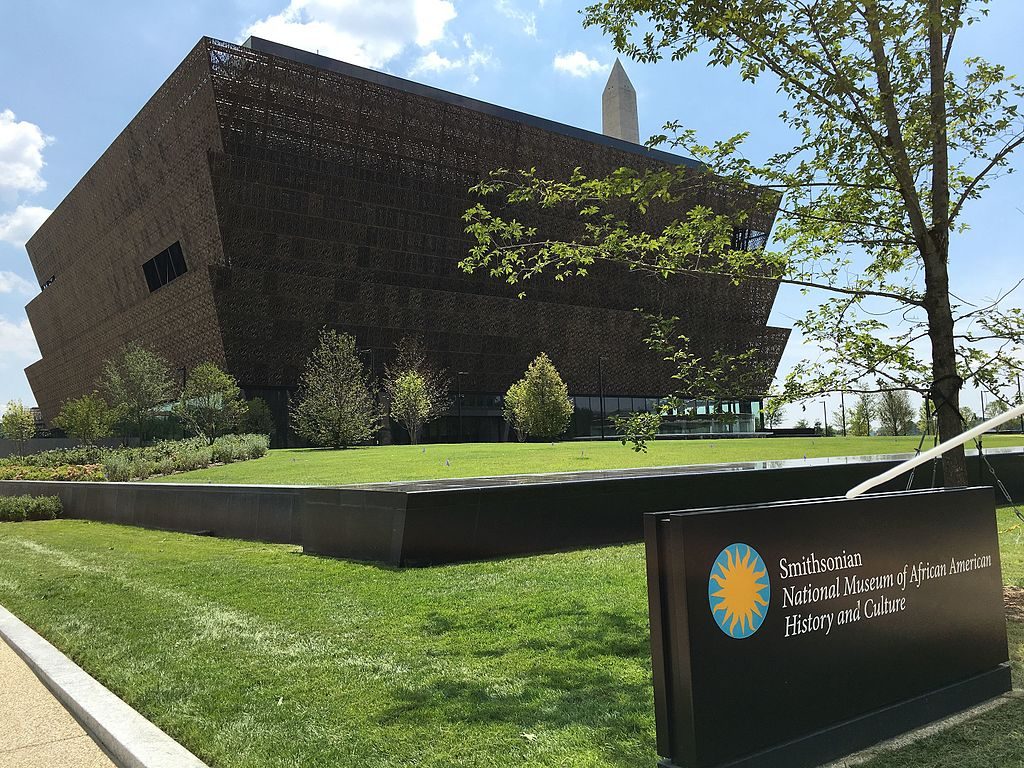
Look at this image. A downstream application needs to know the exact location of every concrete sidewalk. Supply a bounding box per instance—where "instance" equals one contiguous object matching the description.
[0,638,116,768]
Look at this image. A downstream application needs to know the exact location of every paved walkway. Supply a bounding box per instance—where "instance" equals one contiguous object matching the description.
[0,638,116,768]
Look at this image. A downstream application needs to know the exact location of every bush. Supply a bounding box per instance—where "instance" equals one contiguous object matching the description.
[211,434,269,464]
[0,446,108,469]
[0,495,62,522]
[0,464,105,482]
[503,353,574,440]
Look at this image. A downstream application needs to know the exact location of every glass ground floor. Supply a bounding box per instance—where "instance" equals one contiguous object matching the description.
[244,386,765,446]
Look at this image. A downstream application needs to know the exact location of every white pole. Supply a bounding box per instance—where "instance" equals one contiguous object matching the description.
[846,402,1024,499]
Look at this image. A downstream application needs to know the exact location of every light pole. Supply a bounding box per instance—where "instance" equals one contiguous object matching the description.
[179,366,187,440]
[457,371,468,443]
[821,400,828,437]
[1018,374,1023,434]
[597,355,607,441]
[840,390,847,437]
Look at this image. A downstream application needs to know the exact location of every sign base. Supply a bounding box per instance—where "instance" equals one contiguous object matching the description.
[656,664,1010,768]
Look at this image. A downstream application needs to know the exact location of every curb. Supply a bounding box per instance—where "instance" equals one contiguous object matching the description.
[0,603,209,768]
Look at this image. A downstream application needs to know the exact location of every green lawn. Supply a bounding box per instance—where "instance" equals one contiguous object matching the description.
[150,434,1024,486]
[1,511,1024,767]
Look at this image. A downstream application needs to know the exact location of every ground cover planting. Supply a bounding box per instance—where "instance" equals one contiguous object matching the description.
[0,434,269,482]
[151,434,1024,486]
[0,509,1022,767]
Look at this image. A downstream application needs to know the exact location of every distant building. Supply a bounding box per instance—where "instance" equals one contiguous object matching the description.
[23,36,788,443]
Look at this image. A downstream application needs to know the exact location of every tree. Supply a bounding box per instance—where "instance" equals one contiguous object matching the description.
[1,401,36,455]
[383,337,450,444]
[461,1,1024,487]
[291,329,381,448]
[502,380,529,441]
[176,362,245,443]
[387,371,431,444]
[100,342,177,443]
[959,405,978,428]
[239,398,276,438]
[849,393,877,436]
[984,398,1010,430]
[877,390,916,436]
[503,353,575,440]
[831,406,851,437]
[762,399,786,429]
[795,418,810,429]
[55,392,113,445]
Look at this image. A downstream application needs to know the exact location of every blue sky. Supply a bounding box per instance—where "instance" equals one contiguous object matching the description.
[0,0,1021,426]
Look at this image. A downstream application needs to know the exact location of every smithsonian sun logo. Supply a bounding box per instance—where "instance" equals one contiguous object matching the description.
[709,543,770,639]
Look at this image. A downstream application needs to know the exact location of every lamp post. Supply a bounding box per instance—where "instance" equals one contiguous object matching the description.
[457,371,468,443]
[821,400,828,437]
[179,366,187,440]
[1018,374,1023,434]
[597,355,607,441]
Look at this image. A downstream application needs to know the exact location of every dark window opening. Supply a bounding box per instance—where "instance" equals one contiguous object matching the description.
[731,227,769,252]
[143,241,188,292]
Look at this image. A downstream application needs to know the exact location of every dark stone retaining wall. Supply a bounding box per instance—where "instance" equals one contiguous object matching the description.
[1,449,1021,566]
[0,481,303,545]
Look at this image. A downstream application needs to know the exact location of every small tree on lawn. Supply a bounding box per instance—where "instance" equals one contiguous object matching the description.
[1,401,36,455]
[55,392,113,445]
[762,399,785,429]
[176,362,246,443]
[100,342,177,444]
[383,337,450,444]
[849,393,878,437]
[504,353,574,441]
[877,390,915,436]
[291,329,381,448]
[239,398,276,438]
[503,380,529,442]
[387,371,431,445]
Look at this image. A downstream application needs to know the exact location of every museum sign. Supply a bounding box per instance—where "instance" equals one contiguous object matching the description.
[645,486,1011,768]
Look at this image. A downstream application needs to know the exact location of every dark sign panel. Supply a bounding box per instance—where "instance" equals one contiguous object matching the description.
[645,487,1010,768]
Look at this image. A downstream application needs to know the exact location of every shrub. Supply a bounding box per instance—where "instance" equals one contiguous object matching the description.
[503,353,574,440]
[103,453,133,482]
[0,464,105,482]
[211,434,269,464]
[0,495,62,522]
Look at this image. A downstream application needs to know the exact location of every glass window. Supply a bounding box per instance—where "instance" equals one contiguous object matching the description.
[142,241,188,293]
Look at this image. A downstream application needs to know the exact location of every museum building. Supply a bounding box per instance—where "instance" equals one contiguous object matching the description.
[22,36,789,443]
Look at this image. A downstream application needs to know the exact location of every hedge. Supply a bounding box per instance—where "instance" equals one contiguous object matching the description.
[0,495,62,522]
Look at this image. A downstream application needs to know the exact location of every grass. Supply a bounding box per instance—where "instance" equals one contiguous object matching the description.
[2,510,1024,766]
[150,434,1024,485]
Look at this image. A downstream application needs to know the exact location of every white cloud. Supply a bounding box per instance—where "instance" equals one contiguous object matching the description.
[495,0,537,37]
[553,50,607,78]
[0,271,35,296]
[0,205,51,247]
[410,51,461,75]
[0,316,38,361]
[0,110,52,196]
[243,0,456,69]
[409,35,494,82]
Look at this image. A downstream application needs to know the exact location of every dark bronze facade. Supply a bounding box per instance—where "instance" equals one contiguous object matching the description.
[24,36,788,442]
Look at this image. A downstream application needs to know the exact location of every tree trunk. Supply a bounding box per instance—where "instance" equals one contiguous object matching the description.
[923,241,968,486]
[924,1,967,488]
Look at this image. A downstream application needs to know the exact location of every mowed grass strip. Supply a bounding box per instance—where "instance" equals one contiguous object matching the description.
[150,434,1024,486]
[2,511,1024,766]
